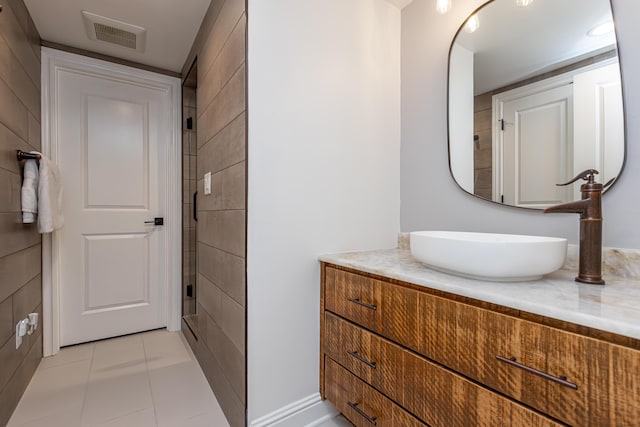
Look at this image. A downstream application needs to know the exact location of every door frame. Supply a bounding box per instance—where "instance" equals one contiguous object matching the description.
[41,47,182,356]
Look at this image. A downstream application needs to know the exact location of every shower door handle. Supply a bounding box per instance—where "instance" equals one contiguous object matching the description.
[193,192,198,222]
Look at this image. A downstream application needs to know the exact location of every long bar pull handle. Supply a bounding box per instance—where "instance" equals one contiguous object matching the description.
[347,298,377,311]
[347,350,377,369]
[496,355,578,390]
[347,402,377,425]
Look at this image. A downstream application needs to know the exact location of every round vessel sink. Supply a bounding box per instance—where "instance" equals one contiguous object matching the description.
[410,231,567,282]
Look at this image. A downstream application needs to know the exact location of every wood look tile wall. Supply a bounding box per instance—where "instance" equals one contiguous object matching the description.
[0,1,43,425]
[182,1,247,426]
[473,93,493,200]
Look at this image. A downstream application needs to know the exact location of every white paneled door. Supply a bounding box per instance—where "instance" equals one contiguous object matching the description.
[52,52,178,347]
[499,83,573,209]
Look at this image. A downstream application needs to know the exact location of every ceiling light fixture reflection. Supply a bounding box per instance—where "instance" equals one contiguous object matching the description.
[587,21,615,37]
[464,14,480,33]
[516,0,535,7]
[436,0,452,14]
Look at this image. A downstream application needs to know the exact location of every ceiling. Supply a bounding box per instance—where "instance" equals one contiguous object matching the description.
[454,0,617,94]
[22,0,415,74]
[23,0,212,73]
[386,0,416,8]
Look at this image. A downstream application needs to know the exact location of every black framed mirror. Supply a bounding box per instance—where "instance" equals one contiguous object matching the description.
[448,0,625,209]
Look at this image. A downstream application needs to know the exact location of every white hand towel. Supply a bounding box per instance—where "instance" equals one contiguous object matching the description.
[21,159,39,223]
[37,153,64,233]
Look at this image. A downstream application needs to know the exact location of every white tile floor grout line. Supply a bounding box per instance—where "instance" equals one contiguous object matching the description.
[141,332,160,426]
[78,343,94,424]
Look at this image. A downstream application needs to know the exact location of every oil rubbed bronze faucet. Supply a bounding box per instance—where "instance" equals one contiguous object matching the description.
[544,169,604,285]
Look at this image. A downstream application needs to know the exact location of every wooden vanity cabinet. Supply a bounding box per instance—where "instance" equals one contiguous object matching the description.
[320,263,640,427]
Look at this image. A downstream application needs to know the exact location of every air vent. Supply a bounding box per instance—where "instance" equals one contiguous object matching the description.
[82,11,146,52]
[93,23,137,49]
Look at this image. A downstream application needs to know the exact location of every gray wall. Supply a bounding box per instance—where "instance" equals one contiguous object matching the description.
[246,0,400,422]
[0,0,43,424]
[401,0,640,249]
[181,0,246,426]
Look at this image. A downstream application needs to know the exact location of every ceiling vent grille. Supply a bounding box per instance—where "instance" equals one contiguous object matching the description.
[82,11,146,52]
[93,23,137,49]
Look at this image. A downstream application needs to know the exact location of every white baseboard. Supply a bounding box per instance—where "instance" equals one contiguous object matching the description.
[249,393,339,427]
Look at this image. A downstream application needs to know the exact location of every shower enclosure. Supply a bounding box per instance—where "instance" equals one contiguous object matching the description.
[182,61,199,333]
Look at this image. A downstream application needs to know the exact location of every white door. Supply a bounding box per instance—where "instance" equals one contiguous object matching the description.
[500,83,573,208]
[56,58,173,346]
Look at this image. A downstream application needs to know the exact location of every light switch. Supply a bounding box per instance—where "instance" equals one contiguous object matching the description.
[204,172,212,195]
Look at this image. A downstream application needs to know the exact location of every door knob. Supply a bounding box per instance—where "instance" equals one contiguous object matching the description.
[144,217,164,226]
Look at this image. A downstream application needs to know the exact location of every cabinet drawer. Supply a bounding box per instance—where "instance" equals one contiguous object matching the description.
[324,267,420,346]
[417,291,640,427]
[324,313,561,427]
[323,265,640,426]
[324,357,426,427]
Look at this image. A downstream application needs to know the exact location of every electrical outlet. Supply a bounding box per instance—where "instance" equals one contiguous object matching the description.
[15,322,22,349]
[28,312,39,335]
[15,319,28,349]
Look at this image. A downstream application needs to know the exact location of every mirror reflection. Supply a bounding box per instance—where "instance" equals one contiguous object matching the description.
[448,0,624,209]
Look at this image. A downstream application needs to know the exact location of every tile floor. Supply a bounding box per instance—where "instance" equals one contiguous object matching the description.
[317,416,351,427]
[8,329,351,427]
[7,330,229,427]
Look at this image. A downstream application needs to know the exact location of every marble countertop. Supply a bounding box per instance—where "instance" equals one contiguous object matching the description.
[319,248,640,341]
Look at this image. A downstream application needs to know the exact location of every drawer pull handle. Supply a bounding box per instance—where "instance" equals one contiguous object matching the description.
[347,401,378,425]
[347,350,377,369]
[347,298,377,311]
[496,355,578,390]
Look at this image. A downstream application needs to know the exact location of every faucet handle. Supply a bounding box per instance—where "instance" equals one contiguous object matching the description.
[557,169,599,186]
